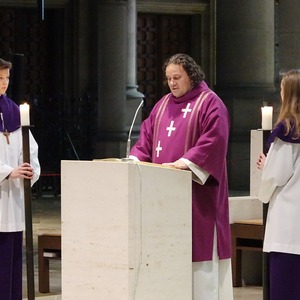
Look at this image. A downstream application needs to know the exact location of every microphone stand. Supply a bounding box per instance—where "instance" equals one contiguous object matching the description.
[122,99,144,161]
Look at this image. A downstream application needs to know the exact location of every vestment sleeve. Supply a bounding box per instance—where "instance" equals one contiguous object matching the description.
[180,158,209,184]
[182,96,229,184]
[258,138,293,203]
[0,163,14,182]
[29,131,41,186]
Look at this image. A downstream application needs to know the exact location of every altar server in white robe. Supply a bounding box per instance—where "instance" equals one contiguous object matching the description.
[257,69,300,300]
[0,58,40,300]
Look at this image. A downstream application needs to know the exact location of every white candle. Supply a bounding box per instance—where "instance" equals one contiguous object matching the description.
[261,106,273,130]
[20,103,30,126]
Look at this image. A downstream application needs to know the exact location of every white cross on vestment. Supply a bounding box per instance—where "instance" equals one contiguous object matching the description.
[182,103,192,118]
[166,120,176,137]
[156,141,162,157]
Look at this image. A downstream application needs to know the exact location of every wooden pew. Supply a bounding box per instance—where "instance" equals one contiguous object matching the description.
[38,233,61,293]
[230,219,263,287]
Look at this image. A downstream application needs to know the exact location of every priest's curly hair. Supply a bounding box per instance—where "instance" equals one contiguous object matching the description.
[162,53,205,87]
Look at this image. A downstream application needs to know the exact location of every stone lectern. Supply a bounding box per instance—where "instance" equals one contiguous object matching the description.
[61,160,192,300]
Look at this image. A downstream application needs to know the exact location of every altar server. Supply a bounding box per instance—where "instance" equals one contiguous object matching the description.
[130,53,233,300]
[0,58,40,300]
[257,69,300,300]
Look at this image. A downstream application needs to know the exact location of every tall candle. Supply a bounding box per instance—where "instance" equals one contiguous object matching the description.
[261,106,273,130]
[20,103,30,126]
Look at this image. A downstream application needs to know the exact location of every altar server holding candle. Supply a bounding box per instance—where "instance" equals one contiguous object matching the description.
[0,58,40,300]
[257,69,300,300]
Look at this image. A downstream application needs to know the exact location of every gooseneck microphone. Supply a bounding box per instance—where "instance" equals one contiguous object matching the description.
[123,99,144,161]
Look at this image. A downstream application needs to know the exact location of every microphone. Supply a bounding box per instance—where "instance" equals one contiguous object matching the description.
[123,99,144,161]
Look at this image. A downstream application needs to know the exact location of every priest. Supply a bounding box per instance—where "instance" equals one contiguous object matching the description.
[130,53,233,300]
[0,58,40,300]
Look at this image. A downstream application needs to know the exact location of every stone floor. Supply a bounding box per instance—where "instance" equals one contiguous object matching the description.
[22,195,61,299]
[22,195,263,300]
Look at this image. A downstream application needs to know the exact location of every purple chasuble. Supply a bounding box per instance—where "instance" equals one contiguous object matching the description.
[130,81,231,261]
[0,94,21,133]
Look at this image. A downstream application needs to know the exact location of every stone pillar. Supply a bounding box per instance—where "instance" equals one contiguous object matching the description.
[94,0,143,159]
[216,0,276,191]
[126,0,144,146]
[217,0,275,89]
[96,0,127,158]
[126,0,138,91]
[279,1,300,70]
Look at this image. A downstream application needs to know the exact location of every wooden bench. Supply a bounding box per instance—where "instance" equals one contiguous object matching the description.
[231,219,263,287]
[38,233,61,293]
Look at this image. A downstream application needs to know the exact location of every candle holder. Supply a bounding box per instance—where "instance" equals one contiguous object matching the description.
[261,129,271,300]
[22,124,35,300]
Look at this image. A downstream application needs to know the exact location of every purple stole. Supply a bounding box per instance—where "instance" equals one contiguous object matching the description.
[152,90,213,160]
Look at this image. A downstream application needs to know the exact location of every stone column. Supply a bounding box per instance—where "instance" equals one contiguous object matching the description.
[216,0,276,191]
[94,0,143,159]
[126,0,138,92]
[279,1,300,70]
[126,0,144,146]
[95,0,127,158]
[217,1,275,89]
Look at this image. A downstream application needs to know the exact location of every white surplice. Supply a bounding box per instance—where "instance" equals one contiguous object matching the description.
[0,128,40,232]
[259,137,300,255]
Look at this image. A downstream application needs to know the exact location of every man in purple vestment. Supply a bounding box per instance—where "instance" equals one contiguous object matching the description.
[130,54,233,299]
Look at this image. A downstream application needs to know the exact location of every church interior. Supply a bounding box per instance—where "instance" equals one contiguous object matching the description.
[0,0,299,299]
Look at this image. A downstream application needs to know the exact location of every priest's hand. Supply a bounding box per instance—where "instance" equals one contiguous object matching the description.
[256,152,266,170]
[162,160,189,170]
[9,162,34,179]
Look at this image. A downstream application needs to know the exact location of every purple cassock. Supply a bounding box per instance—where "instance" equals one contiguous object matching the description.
[130,81,231,262]
[0,94,21,132]
[0,94,23,299]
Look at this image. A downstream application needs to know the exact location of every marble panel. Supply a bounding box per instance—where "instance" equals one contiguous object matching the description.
[61,160,192,300]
